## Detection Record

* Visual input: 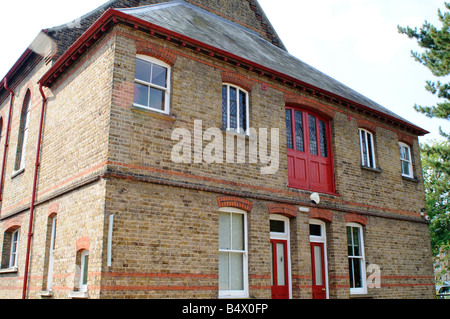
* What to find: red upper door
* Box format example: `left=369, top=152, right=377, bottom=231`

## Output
left=285, top=107, right=334, bottom=194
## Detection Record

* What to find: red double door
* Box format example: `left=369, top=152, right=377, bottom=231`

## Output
left=310, top=242, right=327, bottom=299
left=270, top=239, right=289, bottom=299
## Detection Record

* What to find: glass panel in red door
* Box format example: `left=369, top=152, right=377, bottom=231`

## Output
left=270, top=240, right=289, bottom=299
left=311, top=242, right=326, bottom=299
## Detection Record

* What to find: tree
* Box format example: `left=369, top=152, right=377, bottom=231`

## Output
left=398, top=3, right=450, bottom=260
left=398, top=2, right=450, bottom=138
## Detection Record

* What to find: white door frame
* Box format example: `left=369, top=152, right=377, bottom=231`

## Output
left=269, top=214, right=292, bottom=299
left=309, top=219, right=329, bottom=299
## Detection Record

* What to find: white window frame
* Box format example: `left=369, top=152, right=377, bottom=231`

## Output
left=222, top=83, right=250, bottom=135
left=399, top=142, right=413, bottom=178
left=218, top=207, right=248, bottom=299
left=346, top=223, right=367, bottom=295
left=79, top=250, right=89, bottom=292
left=359, top=129, right=376, bottom=169
left=9, top=229, right=20, bottom=268
left=309, top=219, right=329, bottom=299
left=133, top=55, right=171, bottom=114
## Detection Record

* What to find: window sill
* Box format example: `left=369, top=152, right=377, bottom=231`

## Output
left=0, top=266, right=18, bottom=274
left=38, top=290, right=53, bottom=297
left=131, top=104, right=175, bottom=121
left=68, top=291, right=88, bottom=299
left=402, top=175, right=420, bottom=183
left=11, top=168, right=25, bottom=179
left=361, top=165, right=382, bottom=173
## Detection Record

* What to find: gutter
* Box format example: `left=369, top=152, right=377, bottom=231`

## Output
left=22, top=82, right=47, bottom=299
left=0, top=78, right=14, bottom=203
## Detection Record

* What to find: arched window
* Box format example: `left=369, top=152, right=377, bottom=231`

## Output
left=133, top=55, right=171, bottom=114
left=285, top=107, right=334, bottom=193
left=222, top=84, right=249, bottom=134
left=15, top=90, right=31, bottom=171
left=399, top=142, right=413, bottom=178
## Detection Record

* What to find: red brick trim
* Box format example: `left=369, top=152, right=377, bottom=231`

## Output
left=357, top=118, right=377, bottom=133
left=308, top=208, right=333, bottom=222
left=221, top=70, right=254, bottom=92
left=217, top=196, right=253, bottom=212
left=268, top=203, right=297, bottom=218
left=2, top=215, right=22, bottom=232
left=48, top=202, right=59, bottom=217
left=285, top=93, right=335, bottom=119
left=397, top=132, right=417, bottom=146
left=344, top=213, right=367, bottom=226
left=135, top=41, right=177, bottom=66
left=76, top=237, right=91, bottom=252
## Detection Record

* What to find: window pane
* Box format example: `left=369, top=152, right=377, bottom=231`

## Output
left=314, top=245, right=323, bottom=285
left=347, top=226, right=353, bottom=255
left=239, top=90, right=247, bottom=131
left=351, top=258, right=362, bottom=288
left=82, top=254, right=89, bottom=285
left=229, top=87, right=237, bottom=130
left=310, top=224, right=322, bottom=236
left=295, top=111, right=304, bottom=152
left=134, top=83, right=149, bottom=106
left=232, top=213, right=244, bottom=251
left=222, top=86, right=228, bottom=130
left=352, top=228, right=361, bottom=256
left=151, top=64, right=167, bottom=87
left=367, top=133, right=374, bottom=167
left=285, top=110, right=293, bottom=149
left=402, top=160, right=410, bottom=176
left=219, top=252, right=229, bottom=290
left=270, top=220, right=285, bottom=233
left=319, top=120, right=328, bottom=158
left=135, top=58, right=151, bottom=83
left=149, top=87, right=164, bottom=110
left=230, top=253, right=244, bottom=290
left=360, top=131, right=368, bottom=166
left=309, top=114, right=318, bottom=155
left=276, top=243, right=286, bottom=286
left=219, top=213, right=231, bottom=250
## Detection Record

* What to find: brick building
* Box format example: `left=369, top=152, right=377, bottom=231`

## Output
left=0, top=0, right=435, bottom=299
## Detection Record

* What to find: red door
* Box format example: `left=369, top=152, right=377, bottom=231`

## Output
left=271, top=239, right=289, bottom=299
left=310, top=242, right=327, bottom=299
left=285, top=108, right=334, bottom=194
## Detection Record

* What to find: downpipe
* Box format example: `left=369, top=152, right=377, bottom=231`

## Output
left=22, top=82, right=47, bottom=299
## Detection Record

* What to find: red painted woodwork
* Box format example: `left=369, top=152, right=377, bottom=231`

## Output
left=286, top=107, right=334, bottom=194
left=310, top=242, right=327, bottom=299
left=271, top=239, right=289, bottom=299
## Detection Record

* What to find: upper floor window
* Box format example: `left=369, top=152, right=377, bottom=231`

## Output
left=15, top=90, right=31, bottom=172
left=285, top=107, right=334, bottom=194
left=359, top=129, right=376, bottom=169
left=218, top=207, right=248, bottom=298
left=399, top=142, right=413, bottom=178
left=133, top=55, right=171, bottom=114
left=222, top=84, right=249, bottom=134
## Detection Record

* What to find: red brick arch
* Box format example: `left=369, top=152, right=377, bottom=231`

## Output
left=76, top=237, right=91, bottom=252
left=284, top=93, right=335, bottom=119
left=135, top=41, right=177, bottom=66
left=268, top=203, right=297, bottom=218
left=344, top=213, right=367, bottom=226
left=308, top=208, right=333, bottom=223
left=217, top=196, right=253, bottom=212
left=221, top=70, right=253, bottom=92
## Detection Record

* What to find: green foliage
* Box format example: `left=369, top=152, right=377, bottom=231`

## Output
left=398, top=2, right=450, bottom=135
left=399, top=3, right=450, bottom=260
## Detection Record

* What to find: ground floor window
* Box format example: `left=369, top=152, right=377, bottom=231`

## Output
left=218, top=208, right=248, bottom=298
left=346, top=223, right=367, bottom=294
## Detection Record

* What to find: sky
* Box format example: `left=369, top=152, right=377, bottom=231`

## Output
left=0, top=0, right=448, bottom=143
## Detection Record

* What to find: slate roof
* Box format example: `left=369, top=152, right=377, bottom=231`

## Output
left=117, top=0, right=419, bottom=130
